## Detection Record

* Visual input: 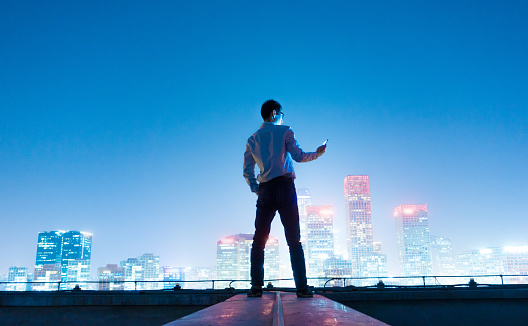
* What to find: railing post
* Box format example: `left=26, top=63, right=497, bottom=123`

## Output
left=134, top=281, right=137, bottom=291
left=57, top=282, right=61, bottom=291
left=212, top=280, right=215, bottom=290
left=422, top=276, right=426, bottom=288
left=500, top=274, right=504, bottom=285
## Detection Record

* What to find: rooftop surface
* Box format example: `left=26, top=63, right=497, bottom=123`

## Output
left=164, top=292, right=389, bottom=326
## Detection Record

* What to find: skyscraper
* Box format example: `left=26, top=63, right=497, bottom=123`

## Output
left=60, top=231, right=92, bottom=289
left=35, top=231, right=63, bottom=270
left=33, top=230, right=92, bottom=290
left=305, top=205, right=334, bottom=285
left=344, top=175, right=374, bottom=276
left=394, top=204, right=433, bottom=282
left=216, top=234, right=279, bottom=289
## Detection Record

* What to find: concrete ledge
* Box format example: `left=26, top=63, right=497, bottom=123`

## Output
left=0, top=290, right=235, bottom=307
left=322, top=286, right=528, bottom=302
left=323, top=287, right=528, bottom=326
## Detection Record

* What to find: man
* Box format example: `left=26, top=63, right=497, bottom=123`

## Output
left=243, top=99, right=326, bottom=298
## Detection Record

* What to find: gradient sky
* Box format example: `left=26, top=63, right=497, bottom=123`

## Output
left=1, top=1, right=527, bottom=276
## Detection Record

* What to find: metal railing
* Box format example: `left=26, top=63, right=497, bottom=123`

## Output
left=1, top=274, right=527, bottom=292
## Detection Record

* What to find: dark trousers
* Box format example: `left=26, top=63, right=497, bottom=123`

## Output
left=250, top=176, right=308, bottom=289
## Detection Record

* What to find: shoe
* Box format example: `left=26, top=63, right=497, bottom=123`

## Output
left=296, top=286, right=313, bottom=298
left=247, top=286, right=263, bottom=297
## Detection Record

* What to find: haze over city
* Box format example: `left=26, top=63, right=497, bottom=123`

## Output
left=1, top=1, right=527, bottom=277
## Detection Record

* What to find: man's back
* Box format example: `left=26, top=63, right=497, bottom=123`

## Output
left=244, top=122, right=319, bottom=192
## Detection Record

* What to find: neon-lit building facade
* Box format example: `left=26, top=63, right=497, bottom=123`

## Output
left=216, top=234, right=279, bottom=288
left=394, top=204, right=433, bottom=280
left=344, top=175, right=374, bottom=276
left=305, top=205, right=334, bottom=285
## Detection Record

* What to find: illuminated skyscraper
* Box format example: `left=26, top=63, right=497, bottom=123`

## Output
left=35, top=231, right=63, bottom=270
left=33, top=230, right=92, bottom=290
left=344, top=175, right=374, bottom=276
left=216, top=234, right=279, bottom=289
left=60, top=231, right=92, bottom=289
left=305, top=205, right=334, bottom=285
left=394, top=204, right=433, bottom=281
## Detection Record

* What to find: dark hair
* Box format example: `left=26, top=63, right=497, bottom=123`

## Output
left=261, top=99, right=282, bottom=120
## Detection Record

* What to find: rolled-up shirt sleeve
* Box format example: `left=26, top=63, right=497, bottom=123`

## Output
left=243, top=141, right=259, bottom=192
left=285, top=128, right=319, bottom=163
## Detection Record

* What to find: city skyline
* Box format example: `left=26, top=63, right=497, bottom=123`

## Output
left=2, top=170, right=528, bottom=278
left=1, top=1, right=527, bottom=277
left=4, top=169, right=528, bottom=284
left=4, top=205, right=528, bottom=290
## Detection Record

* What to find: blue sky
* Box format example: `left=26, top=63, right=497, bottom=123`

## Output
left=1, top=1, right=527, bottom=276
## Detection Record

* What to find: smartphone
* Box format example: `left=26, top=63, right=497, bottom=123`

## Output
left=323, top=139, right=329, bottom=146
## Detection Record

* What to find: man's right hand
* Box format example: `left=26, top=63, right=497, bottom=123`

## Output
left=316, top=145, right=326, bottom=157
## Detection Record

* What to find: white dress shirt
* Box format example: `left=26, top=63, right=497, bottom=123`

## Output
left=243, top=122, right=319, bottom=193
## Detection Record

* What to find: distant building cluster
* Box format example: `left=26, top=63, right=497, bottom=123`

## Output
left=3, top=174, right=528, bottom=291
left=216, top=234, right=279, bottom=288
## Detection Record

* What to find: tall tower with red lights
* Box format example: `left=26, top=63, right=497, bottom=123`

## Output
left=394, top=204, right=433, bottom=280
left=344, top=175, right=374, bottom=276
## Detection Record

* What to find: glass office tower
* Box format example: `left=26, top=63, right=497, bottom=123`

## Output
left=394, top=204, right=433, bottom=283
left=344, top=175, right=374, bottom=276
left=305, top=205, right=334, bottom=286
